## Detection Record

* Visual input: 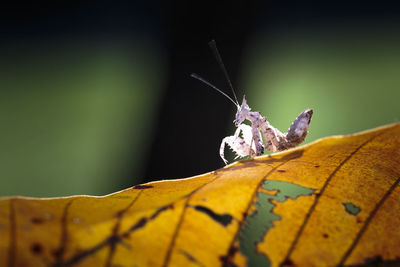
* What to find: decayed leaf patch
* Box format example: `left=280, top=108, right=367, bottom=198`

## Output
left=0, top=123, right=399, bottom=267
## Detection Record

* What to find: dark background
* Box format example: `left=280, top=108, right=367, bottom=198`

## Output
left=1, top=1, right=400, bottom=197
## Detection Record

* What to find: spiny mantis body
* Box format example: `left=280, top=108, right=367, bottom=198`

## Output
left=191, top=40, right=313, bottom=164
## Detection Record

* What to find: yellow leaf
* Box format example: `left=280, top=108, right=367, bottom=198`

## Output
left=1, top=123, right=400, bottom=267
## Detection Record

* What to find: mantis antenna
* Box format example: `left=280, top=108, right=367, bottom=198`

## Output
left=191, top=73, right=239, bottom=107
left=208, top=40, right=239, bottom=105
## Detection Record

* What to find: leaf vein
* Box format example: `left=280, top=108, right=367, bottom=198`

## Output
left=337, top=175, right=400, bottom=266
left=280, top=133, right=382, bottom=266
left=53, top=199, right=74, bottom=266
left=162, top=174, right=222, bottom=267
left=105, top=191, right=143, bottom=267
left=61, top=197, right=167, bottom=266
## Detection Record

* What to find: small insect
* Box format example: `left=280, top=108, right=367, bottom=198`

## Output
left=191, top=40, right=313, bottom=164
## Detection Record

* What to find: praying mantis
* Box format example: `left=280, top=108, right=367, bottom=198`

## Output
left=191, top=40, right=313, bottom=164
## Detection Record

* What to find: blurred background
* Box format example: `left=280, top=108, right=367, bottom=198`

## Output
left=1, top=1, right=400, bottom=197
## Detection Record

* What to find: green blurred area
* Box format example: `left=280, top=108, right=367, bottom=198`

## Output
left=2, top=24, right=400, bottom=198
left=0, top=40, right=166, bottom=197
left=242, top=26, right=400, bottom=145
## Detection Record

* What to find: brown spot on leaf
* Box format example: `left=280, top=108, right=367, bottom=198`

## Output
left=51, top=249, right=58, bottom=257
left=193, top=205, right=233, bottom=226
left=130, top=217, right=147, bottom=231
left=133, top=185, right=153, bottom=189
left=179, top=249, right=203, bottom=266
left=220, top=245, right=238, bottom=267
left=31, top=217, right=44, bottom=224
left=314, top=165, right=320, bottom=168
left=281, top=258, right=295, bottom=266
left=323, top=233, right=329, bottom=238
left=277, top=170, right=286, bottom=173
left=31, top=243, right=43, bottom=254
left=364, top=255, right=383, bottom=263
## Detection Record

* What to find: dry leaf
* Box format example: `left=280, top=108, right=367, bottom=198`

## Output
left=1, top=123, right=400, bottom=267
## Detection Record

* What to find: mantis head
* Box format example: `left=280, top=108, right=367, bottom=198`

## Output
left=234, top=96, right=251, bottom=126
